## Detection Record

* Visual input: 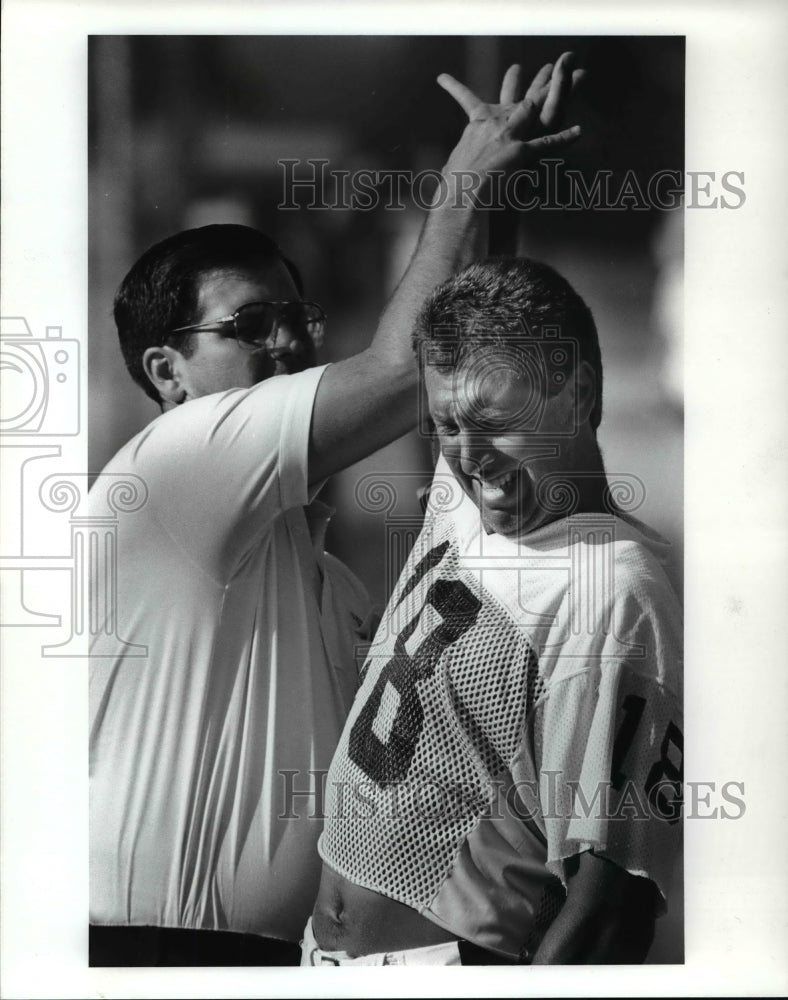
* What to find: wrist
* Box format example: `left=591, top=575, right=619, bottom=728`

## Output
left=421, top=197, right=479, bottom=265
left=434, top=163, right=490, bottom=212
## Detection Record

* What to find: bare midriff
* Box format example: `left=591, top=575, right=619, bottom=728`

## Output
left=310, top=864, right=459, bottom=956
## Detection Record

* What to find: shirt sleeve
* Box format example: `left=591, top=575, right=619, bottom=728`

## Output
left=127, top=365, right=329, bottom=580
left=514, top=568, right=683, bottom=905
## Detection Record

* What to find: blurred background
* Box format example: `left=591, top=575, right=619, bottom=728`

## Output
left=88, top=34, right=684, bottom=961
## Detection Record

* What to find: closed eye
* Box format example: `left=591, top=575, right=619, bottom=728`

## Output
left=433, top=421, right=459, bottom=436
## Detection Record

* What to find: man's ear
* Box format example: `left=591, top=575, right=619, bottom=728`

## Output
left=142, top=345, right=186, bottom=407
left=574, top=360, right=597, bottom=426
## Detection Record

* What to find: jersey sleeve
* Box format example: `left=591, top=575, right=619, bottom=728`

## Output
left=127, top=365, right=329, bottom=579
left=516, top=571, right=683, bottom=905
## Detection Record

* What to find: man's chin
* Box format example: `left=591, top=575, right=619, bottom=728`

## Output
left=480, top=508, right=525, bottom=538
left=467, top=482, right=529, bottom=539
left=478, top=499, right=554, bottom=540
left=456, top=476, right=550, bottom=539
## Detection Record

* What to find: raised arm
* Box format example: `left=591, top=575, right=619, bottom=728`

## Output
left=307, top=52, right=584, bottom=486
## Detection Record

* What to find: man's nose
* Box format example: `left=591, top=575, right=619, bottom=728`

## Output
left=455, top=431, right=494, bottom=477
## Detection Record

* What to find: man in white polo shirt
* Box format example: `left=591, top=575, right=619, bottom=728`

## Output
left=89, top=55, right=584, bottom=964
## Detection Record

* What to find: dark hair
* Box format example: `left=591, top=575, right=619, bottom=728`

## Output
left=113, top=224, right=304, bottom=402
left=413, top=256, right=603, bottom=430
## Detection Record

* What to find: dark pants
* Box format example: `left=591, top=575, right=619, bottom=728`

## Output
left=89, top=924, right=302, bottom=966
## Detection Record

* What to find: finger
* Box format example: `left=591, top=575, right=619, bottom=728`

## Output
left=506, top=98, right=539, bottom=138
left=570, top=67, right=586, bottom=92
left=437, top=73, right=485, bottom=119
left=541, top=51, right=575, bottom=127
left=499, top=63, right=526, bottom=105
left=524, top=123, right=582, bottom=154
left=524, top=62, right=553, bottom=107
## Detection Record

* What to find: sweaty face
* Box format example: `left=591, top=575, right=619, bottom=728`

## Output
left=425, top=352, right=582, bottom=539
left=172, top=260, right=313, bottom=400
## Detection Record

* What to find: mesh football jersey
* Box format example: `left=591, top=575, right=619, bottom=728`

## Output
left=319, top=469, right=683, bottom=959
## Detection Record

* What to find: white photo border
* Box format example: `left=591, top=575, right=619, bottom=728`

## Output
left=2, top=1, right=787, bottom=997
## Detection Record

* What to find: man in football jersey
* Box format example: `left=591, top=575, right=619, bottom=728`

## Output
left=89, top=57, right=584, bottom=965
left=307, top=257, right=683, bottom=965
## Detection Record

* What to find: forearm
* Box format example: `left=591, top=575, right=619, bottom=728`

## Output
left=306, top=183, right=487, bottom=476
left=364, top=176, right=487, bottom=378
left=531, top=897, right=655, bottom=964
left=531, top=853, right=658, bottom=965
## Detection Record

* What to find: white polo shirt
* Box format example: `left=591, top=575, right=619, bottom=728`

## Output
left=89, top=365, right=372, bottom=941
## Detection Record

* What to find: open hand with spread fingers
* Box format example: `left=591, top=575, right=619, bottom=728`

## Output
left=437, top=51, right=585, bottom=188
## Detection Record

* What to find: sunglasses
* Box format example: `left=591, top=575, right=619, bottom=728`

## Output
left=168, top=301, right=326, bottom=352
